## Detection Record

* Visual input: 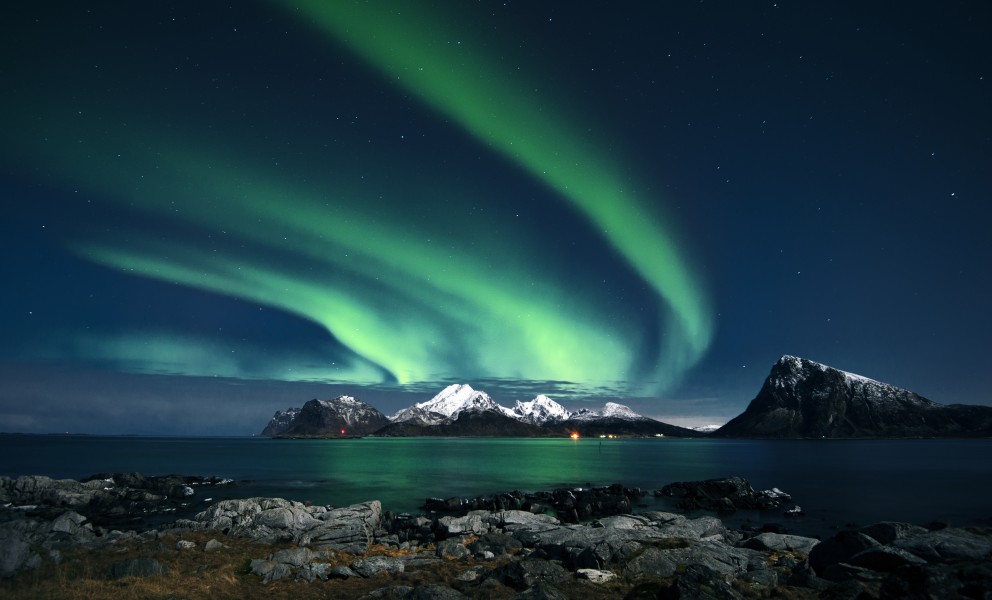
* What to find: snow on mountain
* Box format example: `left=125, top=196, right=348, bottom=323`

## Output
left=568, top=402, right=646, bottom=421
left=511, top=395, right=572, bottom=424
left=391, top=384, right=515, bottom=425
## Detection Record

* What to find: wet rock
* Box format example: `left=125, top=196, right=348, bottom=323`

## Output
left=108, top=557, right=169, bottom=579
left=657, top=476, right=791, bottom=512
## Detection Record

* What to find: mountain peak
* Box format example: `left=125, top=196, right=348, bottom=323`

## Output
left=391, top=383, right=512, bottom=425
left=511, top=395, right=571, bottom=424
left=712, top=356, right=991, bottom=438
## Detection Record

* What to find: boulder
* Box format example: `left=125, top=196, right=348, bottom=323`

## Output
left=658, top=563, right=744, bottom=599
left=808, top=530, right=880, bottom=576
left=510, top=582, right=570, bottom=600
left=847, top=545, right=927, bottom=571
left=742, top=532, right=819, bottom=554
left=890, top=527, right=992, bottom=562
left=0, top=528, right=41, bottom=578
left=436, top=539, right=471, bottom=560
left=576, top=568, right=617, bottom=583
left=351, top=556, right=405, bottom=578
left=496, top=558, right=570, bottom=590
left=858, top=521, right=930, bottom=545
left=407, top=584, right=469, bottom=599
left=657, top=476, right=790, bottom=512
left=249, top=559, right=293, bottom=583
left=490, top=510, right=560, bottom=533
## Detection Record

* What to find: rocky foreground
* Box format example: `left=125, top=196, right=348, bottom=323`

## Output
left=2, top=474, right=991, bottom=599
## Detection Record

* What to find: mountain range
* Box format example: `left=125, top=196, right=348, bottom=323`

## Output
left=261, top=383, right=703, bottom=438
left=261, top=356, right=992, bottom=439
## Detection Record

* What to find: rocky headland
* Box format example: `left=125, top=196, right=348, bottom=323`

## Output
left=3, top=473, right=990, bottom=599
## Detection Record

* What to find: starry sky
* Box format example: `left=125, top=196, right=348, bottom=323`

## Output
left=1, top=1, right=989, bottom=435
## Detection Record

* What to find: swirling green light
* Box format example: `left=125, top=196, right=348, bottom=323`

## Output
left=283, top=0, right=713, bottom=381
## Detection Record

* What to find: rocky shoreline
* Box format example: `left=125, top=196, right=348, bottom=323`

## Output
left=2, top=474, right=990, bottom=599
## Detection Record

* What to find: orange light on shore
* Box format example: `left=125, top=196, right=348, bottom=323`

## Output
left=569, top=432, right=580, bottom=440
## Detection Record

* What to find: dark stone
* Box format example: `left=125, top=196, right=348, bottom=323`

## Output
left=107, top=557, right=169, bottom=579
left=510, top=582, right=570, bottom=600
left=658, top=563, right=744, bottom=599
left=808, top=530, right=880, bottom=575
left=847, top=545, right=927, bottom=572
left=858, top=521, right=929, bottom=545
left=496, top=559, right=570, bottom=591
left=407, top=583, right=469, bottom=599
left=657, top=476, right=789, bottom=512
left=890, top=527, right=992, bottom=562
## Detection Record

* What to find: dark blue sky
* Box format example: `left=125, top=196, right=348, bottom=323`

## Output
left=1, top=1, right=989, bottom=435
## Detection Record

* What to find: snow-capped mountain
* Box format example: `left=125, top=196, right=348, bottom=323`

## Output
left=261, top=396, right=389, bottom=437
left=391, top=384, right=515, bottom=425
left=260, top=407, right=302, bottom=436
left=510, top=395, right=572, bottom=424
left=568, top=402, right=646, bottom=421
left=713, top=355, right=992, bottom=438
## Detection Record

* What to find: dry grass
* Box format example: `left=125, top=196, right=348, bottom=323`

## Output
left=1, top=531, right=525, bottom=599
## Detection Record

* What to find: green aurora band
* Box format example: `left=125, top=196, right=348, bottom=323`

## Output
left=3, top=1, right=713, bottom=394
left=281, top=2, right=713, bottom=382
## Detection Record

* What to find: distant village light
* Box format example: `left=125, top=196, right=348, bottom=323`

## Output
left=570, top=432, right=580, bottom=440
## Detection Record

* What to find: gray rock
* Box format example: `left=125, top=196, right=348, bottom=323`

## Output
left=204, top=538, right=226, bottom=552
left=497, top=558, right=570, bottom=590
left=576, top=568, right=616, bottom=583
left=890, top=527, right=992, bottom=562
left=436, top=538, right=471, bottom=560
left=658, top=539, right=756, bottom=580
left=270, top=546, right=314, bottom=567
left=808, top=530, right=880, bottom=576
left=510, top=582, right=569, bottom=600
left=847, top=545, right=927, bottom=571
left=298, top=562, right=333, bottom=582
left=0, top=528, right=39, bottom=579
left=623, top=547, right=678, bottom=579
left=176, top=539, right=196, bottom=550
left=328, top=564, right=359, bottom=579
left=858, top=521, right=929, bottom=545
left=250, top=559, right=291, bottom=583
left=108, top=557, right=169, bottom=579
left=366, top=585, right=414, bottom=598
left=742, top=532, right=819, bottom=554
left=821, top=562, right=883, bottom=583
left=438, top=511, right=490, bottom=537
left=660, top=563, right=744, bottom=599
left=49, top=511, right=93, bottom=540
left=490, top=510, right=560, bottom=533
left=351, top=555, right=405, bottom=577
left=741, top=568, right=778, bottom=587
left=406, top=583, right=469, bottom=599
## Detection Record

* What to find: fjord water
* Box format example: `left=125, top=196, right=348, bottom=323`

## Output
left=3, top=436, right=990, bottom=535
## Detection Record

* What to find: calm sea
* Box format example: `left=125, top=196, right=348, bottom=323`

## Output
left=3, top=435, right=990, bottom=537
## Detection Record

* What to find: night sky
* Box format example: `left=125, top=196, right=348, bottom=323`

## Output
left=1, top=2, right=989, bottom=435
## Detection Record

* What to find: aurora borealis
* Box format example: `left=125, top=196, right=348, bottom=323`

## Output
left=1, top=1, right=990, bottom=434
